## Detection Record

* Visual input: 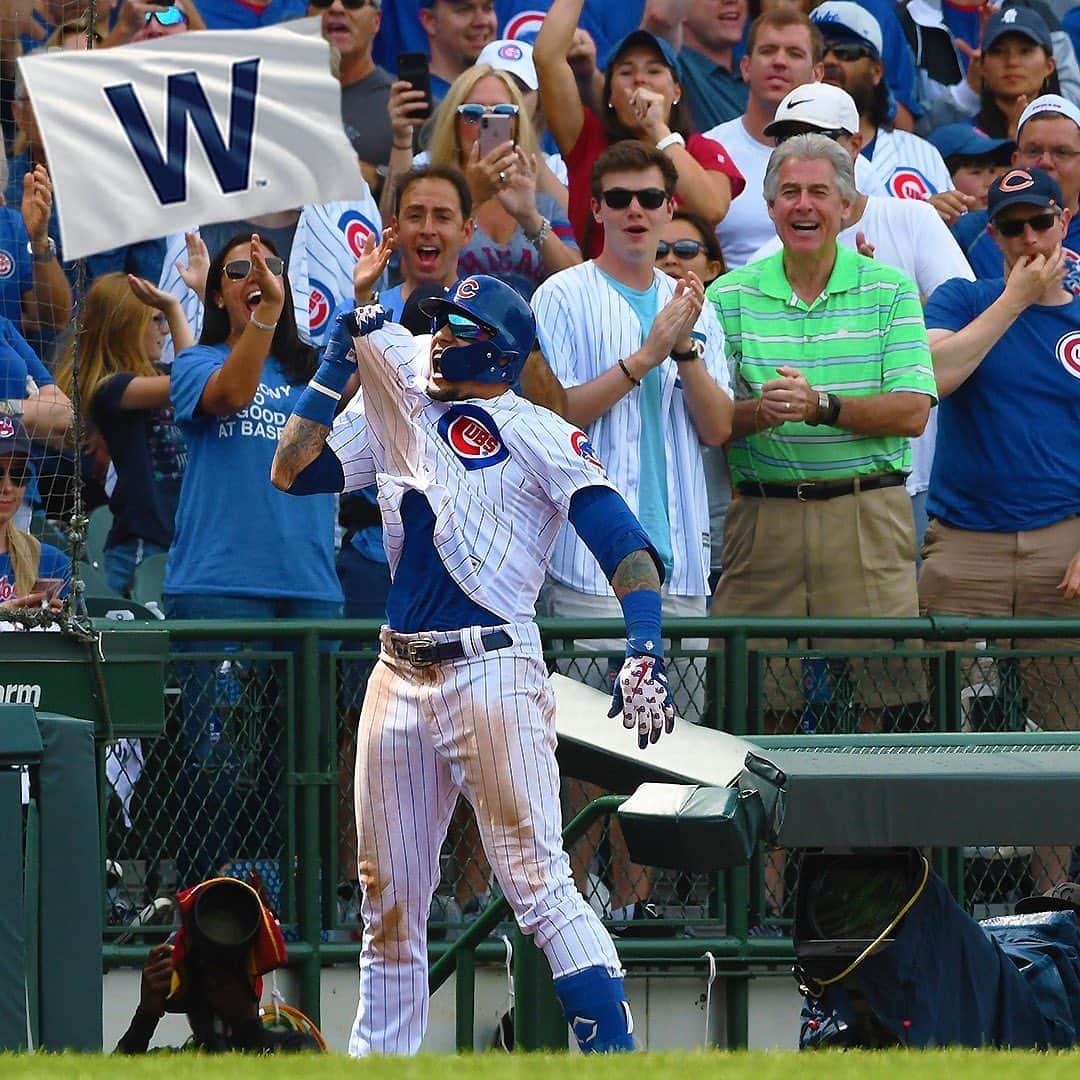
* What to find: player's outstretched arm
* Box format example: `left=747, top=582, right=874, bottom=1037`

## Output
left=271, top=414, right=332, bottom=492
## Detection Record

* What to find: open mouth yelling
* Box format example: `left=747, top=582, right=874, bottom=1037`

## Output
left=414, top=244, right=441, bottom=272
left=245, top=288, right=262, bottom=313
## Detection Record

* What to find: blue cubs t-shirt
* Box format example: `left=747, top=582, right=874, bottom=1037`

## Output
left=0, top=543, right=69, bottom=603
left=0, top=209, right=32, bottom=329
left=924, top=277, right=1080, bottom=532
left=165, top=343, right=343, bottom=601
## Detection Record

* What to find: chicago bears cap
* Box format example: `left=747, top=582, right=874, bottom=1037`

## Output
left=811, top=1, right=884, bottom=58
left=477, top=38, right=538, bottom=91
left=983, top=6, right=1052, bottom=51
left=765, top=82, right=860, bottom=139
left=987, top=166, right=1063, bottom=219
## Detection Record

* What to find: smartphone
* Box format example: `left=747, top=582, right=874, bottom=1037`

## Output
left=32, top=577, right=65, bottom=601
left=397, top=52, right=432, bottom=122
left=478, top=113, right=515, bottom=159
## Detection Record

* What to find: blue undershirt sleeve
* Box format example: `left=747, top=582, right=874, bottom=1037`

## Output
left=288, top=445, right=346, bottom=496
left=568, top=485, right=664, bottom=586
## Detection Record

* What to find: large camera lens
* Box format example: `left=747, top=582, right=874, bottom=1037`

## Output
left=192, top=879, right=261, bottom=951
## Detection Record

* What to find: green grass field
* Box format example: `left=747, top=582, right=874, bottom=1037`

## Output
left=2, top=1051, right=1079, bottom=1079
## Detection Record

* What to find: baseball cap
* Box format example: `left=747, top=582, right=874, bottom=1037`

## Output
left=1015, top=881, right=1080, bottom=916
left=928, top=122, right=1015, bottom=163
left=982, top=6, right=1052, bottom=51
left=477, top=38, right=538, bottom=91
left=764, top=83, right=859, bottom=139
left=811, top=1, right=883, bottom=58
left=609, top=28, right=679, bottom=74
left=1018, top=93, right=1080, bottom=136
left=0, top=415, right=31, bottom=461
left=400, top=282, right=448, bottom=335
left=986, top=166, right=1063, bottom=219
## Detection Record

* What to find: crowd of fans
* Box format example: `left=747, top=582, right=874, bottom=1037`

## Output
left=0, top=0, right=1076, bottom=920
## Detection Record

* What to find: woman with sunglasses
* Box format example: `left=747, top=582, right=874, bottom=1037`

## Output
left=0, top=417, right=68, bottom=614
left=55, top=273, right=192, bottom=596
left=535, top=0, right=745, bottom=258
left=408, top=64, right=581, bottom=300
left=655, top=211, right=726, bottom=289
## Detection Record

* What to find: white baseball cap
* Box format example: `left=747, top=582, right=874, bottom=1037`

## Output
left=764, top=82, right=860, bottom=139
left=811, top=1, right=884, bottom=58
left=1017, top=93, right=1080, bottom=136
left=476, top=38, right=538, bottom=91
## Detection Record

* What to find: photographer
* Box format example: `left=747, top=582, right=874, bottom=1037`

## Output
left=116, top=878, right=320, bottom=1054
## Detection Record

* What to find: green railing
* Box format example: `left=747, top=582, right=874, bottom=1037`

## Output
left=96, top=615, right=1080, bottom=1049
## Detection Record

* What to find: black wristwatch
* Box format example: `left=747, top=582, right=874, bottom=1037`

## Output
left=670, top=341, right=702, bottom=363
left=806, top=391, right=841, bottom=426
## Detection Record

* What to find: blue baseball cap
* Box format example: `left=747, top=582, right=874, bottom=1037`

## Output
left=928, top=123, right=1015, bottom=164
left=987, top=166, right=1063, bottom=220
left=0, top=416, right=31, bottom=461
left=811, top=1, right=884, bottom=58
left=609, top=28, right=679, bottom=74
left=983, top=6, right=1052, bottom=51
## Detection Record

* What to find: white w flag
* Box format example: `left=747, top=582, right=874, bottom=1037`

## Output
left=18, top=19, right=361, bottom=261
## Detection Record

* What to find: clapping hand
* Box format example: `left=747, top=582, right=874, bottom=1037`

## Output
left=175, top=231, right=210, bottom=301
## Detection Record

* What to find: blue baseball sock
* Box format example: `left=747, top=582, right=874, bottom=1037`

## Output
left=553, top=966, right=634, bottom=1052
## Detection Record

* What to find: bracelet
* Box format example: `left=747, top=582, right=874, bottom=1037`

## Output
left=249, top=315, right=278, bottom=332
left=392, top=139, right=412, bottom=150
left=525, top=217, right=552, bottom=249
left=617, top=358, right=640, bottom=387
left=656, top=132, right=686, bottom=152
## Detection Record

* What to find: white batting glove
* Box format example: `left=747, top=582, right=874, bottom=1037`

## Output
left=343, top=303, right=387, bottom=338
left=607, top=654, right=676, bottom=750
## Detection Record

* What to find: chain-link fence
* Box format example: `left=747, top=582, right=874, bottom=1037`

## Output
left=98, top=618, right=1080, bottom=955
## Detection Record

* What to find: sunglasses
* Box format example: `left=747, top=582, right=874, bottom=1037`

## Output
left=456, top=103, right=519, bottom=124
left=440, top=312, right=494, bottom=341
left=826, top=42, right=875, bottom=63
left=0, top=460, right=31, bottom=487
left=600, top=187, right=668, bottom=211
left=308, top=0, right=376, bottom=7
left=994, top=211, right=1059, bottom=237
left=224, top=257, right=285, bottom=280
left=656, top=239, right=706, bottom=259
left=145, top=6, right=186, bottom=25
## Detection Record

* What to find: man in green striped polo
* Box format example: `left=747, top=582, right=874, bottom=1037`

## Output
left=706, top=132, right=936, bottom=720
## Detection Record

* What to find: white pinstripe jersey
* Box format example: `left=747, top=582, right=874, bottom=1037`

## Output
left=531, top=262, right=732, bottom=598
left=867, top=127, right=954, bottom=200
left=326, top=324, right=619, bottom=625
left=157, top=195, right=383, bottom=359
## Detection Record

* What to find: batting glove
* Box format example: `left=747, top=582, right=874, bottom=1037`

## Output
left=607, top=654, right=676, bottom=750
left=342, top=303, right=387, bottom=339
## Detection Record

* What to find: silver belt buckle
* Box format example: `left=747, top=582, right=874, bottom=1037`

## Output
left=405, top=636, right=437, bottom=667
left=796, top=481, right=813, bottom=502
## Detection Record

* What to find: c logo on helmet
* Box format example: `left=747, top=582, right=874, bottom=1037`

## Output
left=0, top=417, right=14, bottom=439
left=456, top=277, right=480, bottom=300
left=337, top=211, right=378, bottom=259
left=0, top=252, right=13, bottom=279
left=571, top=430, right=604, bottom=471
left=999, top=169, right=1036, bottom=193
left=887, top=167, right=933, bottom=201
left=437, top=404, right=510, bottom=470
left=498, top=43, right=523, bottom=61
left=1056, top=331, right=1080, bottom=379
left=308, top=280, right=332, bottom=336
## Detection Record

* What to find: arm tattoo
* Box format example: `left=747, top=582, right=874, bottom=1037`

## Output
left=611, top=549, right=661, bottom=600
left=273, top=414, right=330, bottom=489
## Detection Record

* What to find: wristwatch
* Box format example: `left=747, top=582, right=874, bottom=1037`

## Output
left=656, top=132, right=686, bottom=152
left=670, top=340, right=703, bottom=363
left=28, top=237, right=56, bottom=263
left=0, top=399, right=24, bottom=418
left=806, top=391, right=841, bottom=426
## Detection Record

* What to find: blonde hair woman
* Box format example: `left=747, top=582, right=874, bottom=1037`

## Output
left=380, top=63, right=581, bottom=300
left=56, top=273, right=192, bottom=595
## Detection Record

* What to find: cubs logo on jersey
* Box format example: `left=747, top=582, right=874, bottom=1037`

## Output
left=571, top=430, right=604, bottom=471
left=1055, top=331, right=1080, bottom=379
left=337, top=210, right=378, bottom=260
left=0, top=251, right=13, bottom=279
left=437, top=404, right=510, bottom=470
left=887, top=167, right=934, bottom=200
left=308, top=278, right=333, bottom=340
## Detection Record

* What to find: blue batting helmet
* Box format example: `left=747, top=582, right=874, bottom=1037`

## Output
left=419, top=275, right=535, bottom=385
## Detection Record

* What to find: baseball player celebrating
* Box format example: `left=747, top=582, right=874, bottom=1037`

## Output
left=271, top=274, right=675, bottom=1055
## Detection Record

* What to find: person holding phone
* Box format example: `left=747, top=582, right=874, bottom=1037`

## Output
left=399, top=65, right=582, bottom=300
left=0, top=416, right=68, bottom=614
left=535, top=0, right=746, bottom=259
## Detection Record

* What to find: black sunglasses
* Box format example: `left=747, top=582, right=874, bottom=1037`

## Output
left=308, top=0, right=375, bottom=8
left=826, top=42, right=875, bottom=63
left=224, top=257, right=285, bottom=280
left=600, top=187, right=668, bottom=211
left=994, top=211, right=1059, bottom=238
left=656, top=239, right=706, bottom=259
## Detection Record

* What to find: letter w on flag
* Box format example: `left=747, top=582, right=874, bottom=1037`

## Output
left=18, top=20, right=360, bottom=261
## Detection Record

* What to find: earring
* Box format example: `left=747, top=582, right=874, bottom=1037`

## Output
left=673, top=98, right=680, bottom=106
